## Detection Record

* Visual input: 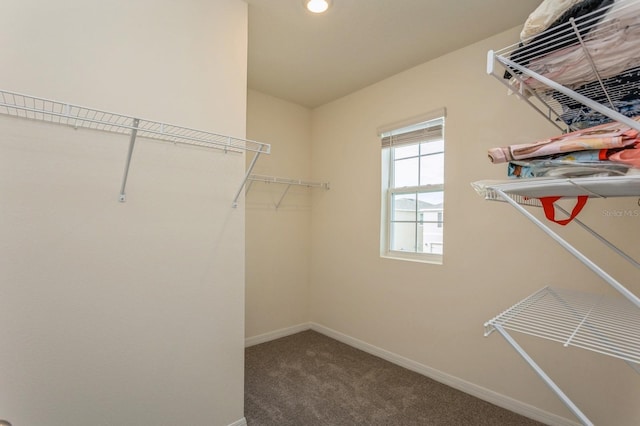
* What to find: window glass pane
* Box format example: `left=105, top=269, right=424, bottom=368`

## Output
left=393, top=157, right=418, bottom=187
left=390, top=222, right=416, bottom=252
left=423, top=239, right=443, bottom=254
left=392, top=193, right=416, bottom=221
left=419, top=153, right=444, bottom=185
left=394, top=144, right=419, bottom=159
left=418, top=191, right=443, bottom=254
left=418, top=191, right=443, bottom=210
left=420, top=140, right=444, bottom=155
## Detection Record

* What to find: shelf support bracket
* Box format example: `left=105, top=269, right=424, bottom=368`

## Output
left=626, top=361, right=640, bottom=374
left=275, top=184, right=292, bottom=209
left=119, top=118, right=140, bottom=202
left=232, top=150, right=263, bottom=208
left=487, top=50, right=568, bottom=133
left=244, top=179, right=255, bottom=196
left=555, top=205, right=640, bottom=269
left=494, top=188, right=640, bottom=309
left=493, top=325, right=594, bottom=426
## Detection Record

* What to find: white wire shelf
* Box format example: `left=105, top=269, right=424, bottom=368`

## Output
left=472, top=175, right=640, bottom=202
left=0, top=89, right=270, bottom=154
left=0, top=89, right=271, bottom=204
left=248, top=174, right=329, bottom=189
left=485, top=286, right=640, bottom=365
left=246, top=174, right=330, bottom=208
left=487, top=0, right=640, bottom=133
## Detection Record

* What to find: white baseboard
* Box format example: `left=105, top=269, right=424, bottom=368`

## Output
left=309, top=322, right=579, bottom=426
left=227, top=417, right=247, bottom=426
left=245, top=322, right=311, bottom=347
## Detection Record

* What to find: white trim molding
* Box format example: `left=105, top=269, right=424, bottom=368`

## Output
left=227, top=417, right=247, bottom=426
left=245, top=323, right=311, bottom=347
left=309, top=323, right=579, bottom=426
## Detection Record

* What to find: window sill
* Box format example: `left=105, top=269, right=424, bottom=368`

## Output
left=381, top=252, right=442, bottom=265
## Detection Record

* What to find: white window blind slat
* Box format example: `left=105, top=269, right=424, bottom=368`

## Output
left=377, top=107, right=446, bottom=136
left=380, top=123, right=443, bottom=148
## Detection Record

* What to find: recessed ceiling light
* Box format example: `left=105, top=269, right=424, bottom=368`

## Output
left=305, top=0, right=331, bottom=14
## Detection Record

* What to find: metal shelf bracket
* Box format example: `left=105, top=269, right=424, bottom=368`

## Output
left=119, top=118, right=139, bottom=202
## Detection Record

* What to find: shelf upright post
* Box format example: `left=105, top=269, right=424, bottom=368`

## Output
left=119, top=118, right=140, bottom=202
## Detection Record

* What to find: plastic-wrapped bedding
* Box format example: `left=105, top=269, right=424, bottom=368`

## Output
left=520, top=0, right=586, bottom=42
left=505, top=0, right=640, bottom=93
left=505, top=0, right=615, bottom=79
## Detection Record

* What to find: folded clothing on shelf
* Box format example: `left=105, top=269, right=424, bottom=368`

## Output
left=488, top=116, right=640, bottom=179
left=609, top=145, right=640, bottom=167
left=488, top=116, right=640, bottom=163
left=549, top=66, right=640, bottom=129
left=507, top=151, right=631, bottom=178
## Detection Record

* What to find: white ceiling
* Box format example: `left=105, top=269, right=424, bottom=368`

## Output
left=246, top=0, right=541, bottom=108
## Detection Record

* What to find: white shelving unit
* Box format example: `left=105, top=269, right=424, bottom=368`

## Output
left=485, top=286, right=640, bottom=365
left=478, top=2, right=640, bottom=424
left=0, top=89, right=271, bottom=206
left=475, top=177, right=640, bottom=425
left=246, top=174, right=330, bottom=209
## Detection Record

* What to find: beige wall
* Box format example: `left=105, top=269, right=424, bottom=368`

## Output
left=308, top=27, right=640, bottom=425
left=245, top=90, right=314, bottom=339
left=0, top=1, right=248, bottom=425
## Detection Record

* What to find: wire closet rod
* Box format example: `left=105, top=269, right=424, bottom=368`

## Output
left=248, top=174, right=330, bottom=189
left=0, top=89, right=271, bottom=203
left=246, top=174, right=330, bottom=209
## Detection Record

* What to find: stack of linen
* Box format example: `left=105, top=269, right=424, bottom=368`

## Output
left=488, top=117, right=640, bottom=178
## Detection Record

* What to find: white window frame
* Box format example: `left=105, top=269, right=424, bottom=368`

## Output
left=379, top=110, right=445, bottom=264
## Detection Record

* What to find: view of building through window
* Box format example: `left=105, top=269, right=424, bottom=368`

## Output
left=391, top=190, right=443, bottom=254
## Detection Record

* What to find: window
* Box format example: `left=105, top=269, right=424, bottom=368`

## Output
left=380, top=112, right=445, bottom=264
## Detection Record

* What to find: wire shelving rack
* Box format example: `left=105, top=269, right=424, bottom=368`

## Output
left=0, top=89, right=271, bottom=205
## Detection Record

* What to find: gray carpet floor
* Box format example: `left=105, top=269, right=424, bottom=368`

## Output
left=245, top=330, right=546, bottom=426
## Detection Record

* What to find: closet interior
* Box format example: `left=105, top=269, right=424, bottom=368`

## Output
left=5, top=1, right=640, bottom=425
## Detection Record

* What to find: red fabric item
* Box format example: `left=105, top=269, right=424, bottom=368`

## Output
left=598, top=148, right=609, bottom=160
left=539, top=195, right=589, bottom=225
